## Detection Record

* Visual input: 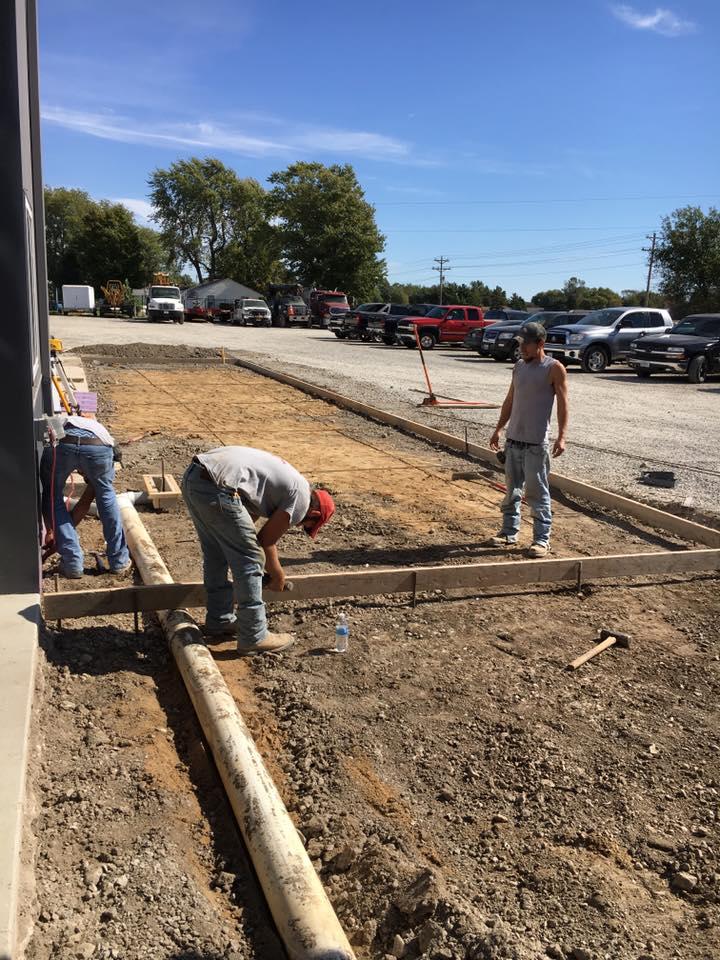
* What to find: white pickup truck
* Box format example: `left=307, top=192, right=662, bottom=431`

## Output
left=147, top=284, right=184, bottom=324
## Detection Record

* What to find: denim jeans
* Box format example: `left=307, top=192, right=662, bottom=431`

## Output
left=181, top=462, right=266, bottom=646
left=499, top=440, right=552, bottom=547
left=41, top=439, right=130, bottom=575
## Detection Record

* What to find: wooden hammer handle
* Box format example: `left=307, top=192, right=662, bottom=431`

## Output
left=567, top=635, right=617, bottom=671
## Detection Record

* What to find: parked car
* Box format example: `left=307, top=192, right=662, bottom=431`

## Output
left=472, top=311, right=589, bottom=362
left=309, top=289, right=350, bottom=328
left=231, top=298, right=272, bottom=326
left=544, top=307, right=673, bottom=372
left=396, top=305, right=487, bottom=350
left=333, top=303, right=389, bottom=340
left=627, top=313, right=720, bottom=383
left=482, top=307, right=533, bottom=325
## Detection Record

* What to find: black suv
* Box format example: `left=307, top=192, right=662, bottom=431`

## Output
left=627, top=313, right=720, bottom=383
left=470, top=311, right=588, bottom=362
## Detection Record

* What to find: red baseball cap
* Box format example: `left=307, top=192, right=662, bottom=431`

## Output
left=305, top=489, right=335, bottom=539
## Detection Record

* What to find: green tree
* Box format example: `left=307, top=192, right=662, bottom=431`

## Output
left=150, top=157, right=248, bottom=283
left=267, top=161, right=386, bottom=301
left=74, top=202, right=148, bottom=290
left=508, top=292, right=526, bottom=309
left=44, top=187, right=94, bottom=287
left=621, top=289, right=666, bottom=307
left=487, top=285, right=508, bottom=308
left=216, top=178, right=283, bottom=290
left=581, top=286, right=621, bottom=309
left=654, top=206, right=720, bottom=311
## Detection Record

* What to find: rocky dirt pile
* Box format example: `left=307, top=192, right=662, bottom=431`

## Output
left=71, top=343, right=223, bottom=362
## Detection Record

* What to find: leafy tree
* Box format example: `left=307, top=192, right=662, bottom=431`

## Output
left=267, top=161, right=386, bottom=301
left=488, top=285, right=508, bottom=308
left=583, top=286, right=621, bottom=308
left=533, top=278, right=621, bottom=311
left=216, top=178, right=283, bottom=291
left=74, top=202, right=147, bottom=290
left=508, top=292, right=526, bottom=309
left=44, top=187, right=94, bottom=287
left=654, top=206, right=720, bottom=311
left=621, top=289, right=666, bottom=307
left=150, top=157, right=244, bottom=283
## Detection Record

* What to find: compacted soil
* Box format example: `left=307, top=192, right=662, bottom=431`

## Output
left=21, top=345, right=720, bottom=960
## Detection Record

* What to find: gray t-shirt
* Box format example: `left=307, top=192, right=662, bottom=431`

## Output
left=506, top=355, right=558, bottom=445
left=197, top=446, right=311, bottom=525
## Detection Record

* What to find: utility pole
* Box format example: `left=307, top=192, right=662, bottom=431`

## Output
left=643, top=232, right=657, bottom=306
left=433, top=256, right=451, bottom=304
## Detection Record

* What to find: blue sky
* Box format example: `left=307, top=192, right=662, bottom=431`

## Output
left=39, top=1, right=719, bottom=298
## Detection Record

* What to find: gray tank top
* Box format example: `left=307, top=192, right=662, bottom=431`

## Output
left=506, top=356, right=558, bottom=445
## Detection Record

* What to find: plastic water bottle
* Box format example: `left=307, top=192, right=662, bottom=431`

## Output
left=334, top=612, right=349, bottom=653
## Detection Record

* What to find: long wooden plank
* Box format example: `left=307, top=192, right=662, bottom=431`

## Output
left=42, top=548, right=720, bottom=620
left=232, top=356, right=720, bottom=548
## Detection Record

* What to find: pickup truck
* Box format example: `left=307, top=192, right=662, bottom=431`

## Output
left=627, top=313, right=720, bottom=383
left=396, top=304, right=487, bottom=350
left=473, top=310, right=588, bottom=361
left=231, top=298, right=272, bottom=326
left=367, top=303, right=437, bottom=345
left=331, top=303, right=389, bottom=340
left=544, top=307, right=673, bottom=372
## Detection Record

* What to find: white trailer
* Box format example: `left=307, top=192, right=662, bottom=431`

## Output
left=61, top=285, right=95, bottom=313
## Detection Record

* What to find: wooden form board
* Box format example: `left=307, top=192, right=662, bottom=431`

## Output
left=142, top=473, right=181, bottom=509
left=42, top=548, right=720, bottom=620
left=232, top=357, right=720, bottom=549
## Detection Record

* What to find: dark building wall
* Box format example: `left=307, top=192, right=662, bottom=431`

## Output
left=0, top=0, right=51, bottom=593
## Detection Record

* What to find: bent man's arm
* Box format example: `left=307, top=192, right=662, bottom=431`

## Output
left=490, top=381, right=514, bottom=451
left=550, top=362, right=569, bottom=457
left=258, top=508, right=292, bottom=590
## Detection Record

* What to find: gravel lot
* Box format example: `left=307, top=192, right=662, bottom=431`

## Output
left=50, top=314, right=720, bottom=520
left=25, top=349, right=720, bottom=960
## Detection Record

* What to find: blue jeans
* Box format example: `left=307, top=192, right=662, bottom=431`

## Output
left=499, top=440, right=552, bottom=547
left=181, top=462, right=266, bottom=647
left=41, top=439, right=130, bottom=575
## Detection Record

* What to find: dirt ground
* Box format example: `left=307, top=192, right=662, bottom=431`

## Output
left=22, top=345, right=720, bottom=960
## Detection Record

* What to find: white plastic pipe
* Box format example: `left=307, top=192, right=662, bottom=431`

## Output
left=117, top=495, right=355, bottom=960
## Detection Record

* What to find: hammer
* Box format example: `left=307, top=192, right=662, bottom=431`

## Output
left=566, top=627, right=631, bottom=671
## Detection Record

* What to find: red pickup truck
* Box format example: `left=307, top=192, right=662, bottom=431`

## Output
left=396, top=304, right=487, bottom=349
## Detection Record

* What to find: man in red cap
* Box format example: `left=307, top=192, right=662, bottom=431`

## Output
left=182, top=446, right=335, bottom=655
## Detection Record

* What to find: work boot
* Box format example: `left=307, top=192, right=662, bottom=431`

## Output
left=526, top=542, right=549, bottom=559
left=110, top=559, right=132, bottom=575
left=482, top=535, right=517, bottom=548
left=237, top=632, right=295, bottom=656
left=60, top=565, right=83, bottom=579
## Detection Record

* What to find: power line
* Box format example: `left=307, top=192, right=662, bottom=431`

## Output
left=397, top=247, right=642, bottom=276
left=401, top=261, right=646, bottom=282
left=643, top=232, right=657, bottom=305
left=432, top=256, right=451, bottom=304
left=384, top=225, right=655, bottom=233
left=373, top=193, right=720, bottom=207
left=390, top=234, right=648, bottom=269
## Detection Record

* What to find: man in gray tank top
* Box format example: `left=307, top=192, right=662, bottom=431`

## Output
left=486, top=321, right=569, bottom=557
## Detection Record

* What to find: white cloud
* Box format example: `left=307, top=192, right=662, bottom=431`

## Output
left=611, top=5, right=697, bottom=37
left=41, top=105, right=413, bottom=164
left=112, top=197, right=154, bottom=223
